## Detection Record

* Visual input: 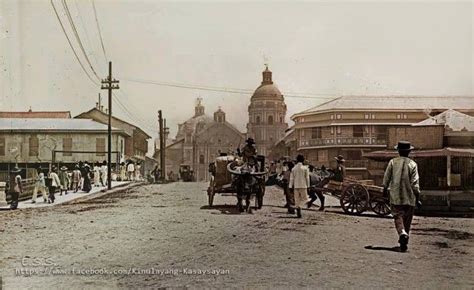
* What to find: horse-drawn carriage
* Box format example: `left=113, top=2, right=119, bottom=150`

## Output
left=207, top=155, right=266, bottom=213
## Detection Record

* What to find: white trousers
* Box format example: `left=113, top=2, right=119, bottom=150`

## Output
left=32, top=185, right=47, bottom=202
left=293, top=188, right=308, bottom=209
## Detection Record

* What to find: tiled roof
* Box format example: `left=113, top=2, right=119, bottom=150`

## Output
left=0, top=118, right=129, bottom=135
left=413, top=109, right=474, bottom=132
left=0, top=111, right=71, bottom=118
left=293, top=96, right=474, bottom=118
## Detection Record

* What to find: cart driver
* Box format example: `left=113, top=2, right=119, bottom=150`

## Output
left=239, top=138, right=257, bottom=164
left=333, top=155, right=346, bottom=182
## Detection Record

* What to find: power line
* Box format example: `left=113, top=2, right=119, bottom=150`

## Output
left=120, top=77, right=336, bottom=99
left=61, top=0, right=101, bottom=80
left=91, top=0, right=108, bottom=64
left=50, top=0, right=99, bottom=86
left=73, top=0, right=101, bottom=73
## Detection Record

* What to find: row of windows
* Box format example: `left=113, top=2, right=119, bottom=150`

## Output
left=296, top=112, right=412, bottom=123
left=0, top=137, right=111, bottom=157
left=301, top=126, right=387, bottom=139
left=253, top=115, right=284, bottom=125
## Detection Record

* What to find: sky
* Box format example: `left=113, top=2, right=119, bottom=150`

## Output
left=1, top=0, right=473, bottom=139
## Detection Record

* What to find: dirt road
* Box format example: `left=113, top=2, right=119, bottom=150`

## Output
left=1, top=182, right=473, bottom=289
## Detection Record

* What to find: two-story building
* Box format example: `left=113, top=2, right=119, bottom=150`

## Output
left=0, top=118, right=129, bottom=180
left=290, top=96, right=474, bottom=179
left=75, top=105, right=151, bottom=163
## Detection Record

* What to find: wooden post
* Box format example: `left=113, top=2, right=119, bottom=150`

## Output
left=101, top=61, right=119, bottom=190
left=447, top=154, right=451, bottom=187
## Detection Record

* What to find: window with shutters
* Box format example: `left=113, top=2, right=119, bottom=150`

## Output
left=29, top=135, right=39, bottom=156
left=96, top=138, right=105, bottom=156
left=268, top=115, right=273, bottom=125
left=63, top=137, right=72, bottom=156
left=311, top=127, right=322, bottom=139
left=0, top=137, right=5, bottom=156
left=353, top=125, right=364, bottom=138
left=256, top=116, right=261, bottom=124
left=199, top=154, right=205, bottom=164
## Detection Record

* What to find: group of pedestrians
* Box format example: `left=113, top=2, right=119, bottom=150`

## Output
left=118, top=160, right=142, bottom=182
left=278, top=140, right=421, bottom=252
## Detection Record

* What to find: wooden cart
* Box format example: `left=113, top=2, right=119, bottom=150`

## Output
left=323, top=178, right=391, bottom=217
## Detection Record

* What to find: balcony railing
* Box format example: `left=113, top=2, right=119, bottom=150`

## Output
left=344, top=159, right=369, bottom=168
left=299, top=137, right=386, bottom=147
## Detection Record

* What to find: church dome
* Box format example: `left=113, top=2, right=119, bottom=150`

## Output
left=251, top=66, right=283, bottom=101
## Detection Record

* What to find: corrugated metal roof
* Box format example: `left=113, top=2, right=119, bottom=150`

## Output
left=0, top=111, right=71, bottom=118
left=0, top=118, right=129, bottom=135
left=293, top=96, right=474, bottom=118
left=413, top=109, right=474, bottom=132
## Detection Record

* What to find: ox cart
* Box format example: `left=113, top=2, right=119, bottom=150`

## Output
left=320, top=178, right=390, bottom=217
left=207, top=155, right=266, bottom=213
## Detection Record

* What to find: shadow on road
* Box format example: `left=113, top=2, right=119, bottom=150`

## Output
left=200, top=204, right=243, bottom=215
left=364, top=245, right=401, bottom=252
left=331, top=210, right=392, bottom=219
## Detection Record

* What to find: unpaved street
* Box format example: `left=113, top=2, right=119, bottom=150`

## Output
left=1, top=182, right=473, bottom=289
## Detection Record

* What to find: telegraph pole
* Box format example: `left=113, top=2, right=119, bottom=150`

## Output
left=158, top=110, right=165, bottom=182
left=101, top=61, right=119, bottom=190
left=164, top=118, right=168, bottom=181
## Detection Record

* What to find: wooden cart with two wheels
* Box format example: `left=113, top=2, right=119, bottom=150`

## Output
left=324, top=178, right=391, bottom=217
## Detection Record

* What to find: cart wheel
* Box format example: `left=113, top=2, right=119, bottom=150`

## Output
left=340, top=183, right=369, bottom=215
left=370, top=197, right=391, bottom=217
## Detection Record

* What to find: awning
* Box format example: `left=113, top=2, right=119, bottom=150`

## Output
left=363, top=147, right=474, bottom=160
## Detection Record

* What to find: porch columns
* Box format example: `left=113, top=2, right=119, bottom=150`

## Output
left=446, top=154, right=451, bottom=187
left=0, top=182, right=7, bottom=206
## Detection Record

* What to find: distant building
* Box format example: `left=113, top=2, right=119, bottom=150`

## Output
left=247, top=66, right=288, bottom=159
left=291, top=96, right=474, bottom=179
left=75, top=105, right=151, bottom=164
left=363, top=110, right=474, bottom=213
left=155, top=99, right=244, bottom=181
left=0, top=109, right=71, bottom=119
left=0, top=118, right=129, bottom=180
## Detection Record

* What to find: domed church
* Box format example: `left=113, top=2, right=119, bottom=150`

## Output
left=247, top=65, right=288, bottom=158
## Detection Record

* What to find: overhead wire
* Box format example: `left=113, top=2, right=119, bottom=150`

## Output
left=50, top=0, right=99, bottom=87
left=73, top=0, right=102, bottom=73
left=120, top=77, right=336, bottom=99
left=91, top=0, right=108, bottom=63
left=61, top=0, right=102, bottom=80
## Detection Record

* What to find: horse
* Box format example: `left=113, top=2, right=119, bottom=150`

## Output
left=227, top=162, right=266, bottom=213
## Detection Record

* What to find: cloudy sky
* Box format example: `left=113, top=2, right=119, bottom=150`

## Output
left=1, top=0, right=472, bottom=138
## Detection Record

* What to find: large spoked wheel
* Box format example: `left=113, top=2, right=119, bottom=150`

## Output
left=340, top=183, right=370, bottom=215
left=370, top=196, right=391, bottom=217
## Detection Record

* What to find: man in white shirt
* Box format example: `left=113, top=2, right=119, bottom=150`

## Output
left=289, top=154, right=310, bottom=218
left=127, top=161, right=135, bottom=181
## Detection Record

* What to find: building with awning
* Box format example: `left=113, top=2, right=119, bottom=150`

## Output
left=363, top=110, right=474, bottom=191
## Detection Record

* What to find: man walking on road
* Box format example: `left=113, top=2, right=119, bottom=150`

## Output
left=289, top=154, right=310, bottom=218
left=383, top=141, right=422, bottom=252
left=32, top=167, right=47, bottom=203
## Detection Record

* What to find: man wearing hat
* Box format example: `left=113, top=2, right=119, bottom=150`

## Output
left=240, top=138, right=257, bottom=164
left=289, top=154, right=310, bottom=218
left=333, top=155, right=346, bottom=182
left=58, top=165, right=70, bottom=195
left=8, top=166, right=22, bottom=210
left=383, top=140, right=422, bottom=252
left=32, top=166, right=47, bottom=203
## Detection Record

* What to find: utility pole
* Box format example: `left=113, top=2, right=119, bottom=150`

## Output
left=101, top=61, right=119, bottom=190
left=158, top=110, right=165, bottom=182
left=164, top=118, right=169, bottom=181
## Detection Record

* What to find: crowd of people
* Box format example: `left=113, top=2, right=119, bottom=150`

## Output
left=239, top=137, right=422, bottom=252
left=7, top=160, right=144, bottom=210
